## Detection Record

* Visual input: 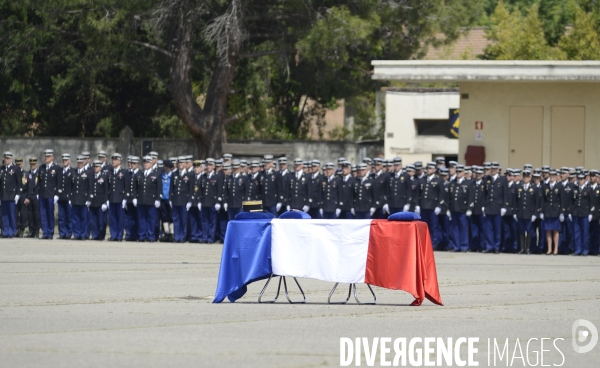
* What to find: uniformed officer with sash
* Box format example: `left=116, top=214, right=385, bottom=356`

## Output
left=0, top=152, right=22, bottom=238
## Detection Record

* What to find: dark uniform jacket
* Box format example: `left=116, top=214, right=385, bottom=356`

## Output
left=590, top=183, right=600, bottom=220
left=558, top=180, right=575, bottom=215
left=37, top=162, right=62, bottom=199
left=201, top=171, right=223, bottom=207
left=90, top=172, right=109, bottom=207
left=227, top=173, right=248, bottom=209
left=321, top=175, right=342, bottom=213
left=572, top=183, right=594, bottom=217
left=308, top=172, right=323, bottom=209
left=354, top=176, right=374, bottom=212
left=484, top=175, right=506, bottom=216
left=136, top=170, right=162, bottom=206
left=503, top=181, right=518, bottom=217
left=57, top=166, right=73, bottom=201
left=0, top=164, right=22, bottom=201
left=338, top=174, right=355, bottom=211
left=471, top=179, right=485, bottom=216
left=418, top=175, right=444, bottom=210
left=387, top=170, right=411, bottom=209
left=170, top=170, right=193, bottom=207
left=371, top=171, right=388, bottom=209
left=288, top=171, right=309, bottom=210
left=19, top=167, right=29, bottom=198
left=108, top=167, right=127, bottom=204
left=542, top=182, right=562, bottom=218
left=71, top=168, right=94, bottom=206
left=27, top=169, right=39, bottom=199
left=276, top=170, right=291, bottom=207
left=515, top=182, right=542, bottom=219
left=191, top=173, right=203, bottom=206
left=449, top=178, right=474, bottom=213
left=246, top=173, right=261, bottom=201
left=126, top=169, right=140, bottom=203
left=260, top=169, right=279, bottom=207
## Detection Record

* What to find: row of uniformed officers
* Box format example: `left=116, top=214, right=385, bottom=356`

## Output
left=1, top=150, right=598, bottom=255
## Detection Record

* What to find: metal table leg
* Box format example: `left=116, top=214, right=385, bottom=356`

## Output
left=328, top=283, right=352, bottom=304
left=258, top=274, right=282, bottom=303
left=353, top=284, right=376, bottom=305
left=283, top=277, right=306, bottom=304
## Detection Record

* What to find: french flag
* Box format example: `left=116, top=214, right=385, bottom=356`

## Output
left=271, top=219, right=443, bottom=306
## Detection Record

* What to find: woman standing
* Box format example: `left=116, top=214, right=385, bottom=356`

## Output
left=542, top=170, right=561, bottom=254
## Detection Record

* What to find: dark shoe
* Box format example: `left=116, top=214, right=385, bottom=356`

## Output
left=138, top=239, right=145, bottom=242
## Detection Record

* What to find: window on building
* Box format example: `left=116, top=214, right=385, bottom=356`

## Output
left=414, top=119, right=457, bottom=139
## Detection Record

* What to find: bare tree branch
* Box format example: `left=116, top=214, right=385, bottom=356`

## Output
left=239, top=49, right=295, bottom=58
left=128, top=40, right=173, bottom=58
left=203, top=0, right=246, bottom=67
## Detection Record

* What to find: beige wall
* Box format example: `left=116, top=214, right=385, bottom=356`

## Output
left=459, top=82, right=600, bottom=169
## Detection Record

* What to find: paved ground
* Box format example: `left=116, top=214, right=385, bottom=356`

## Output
left=0, top=239, right=599, bottom=367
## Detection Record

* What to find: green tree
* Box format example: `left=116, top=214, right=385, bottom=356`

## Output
left=559, top=6, right=600, bottom=60
left=484, top=2, right=565, bottom=59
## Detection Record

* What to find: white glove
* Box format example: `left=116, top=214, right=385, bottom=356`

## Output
left=588, top=214, right=593, bottom=222
left=446, top=210, right=451, bottom=221
left=500, top=208, right=507, bottom=216
left=15, top=195, right=19, bottom=203
left=215, top=203, right=221, bottom=211
left=68, top=200, right=71, bottom=206
left=369, top=207, right=376, bottom=217
left=302, top=205, right=309, bottom=213
left=286, top=205, right=291, bottom=211
left=101, top=204, right=107, bottom=212
left=133, top=198, right=137, bottom=207
left=383, top=204, right=390, bottom=214
left=85, top=201, right=91, bottom=207
left=540, top=213, right=544, bottom=220
left=559, top=213, right=564, bottom=222
left=466, top=210, right=472, bottom=217
left=513, top=214, right=517, bottom=221
left=53, top=195, right=58, bottom=204
left=224, top=203, right=228, bottom=212
left=186, top=202, right=191, bottom=211
left=106, top=201, right=109, bottom=209
left=335, top=208, right=341, bottom=217
left=403, top=204, right=410, bottom=212
left=169, top=201, right=173, bottom=208
left=351, top=208, right=355, bottom=216
left=481, top=207, right=485, bottom=214
left=37, top=194, right=39, bottom=200
left=198, top=203, right=202, bottom=211
left=434, top=207, right=441, bottom=215
left=531, top=215, right=536, bottom=222
left=568, top=214, right=572, bottom=221
left=154, top=200, right=160, bottom=208
left=122, top=200, right=127, bottom=209
left=415, top=206, right=421, bottom=215
left=319, top=208, right=323, bottom=216
left=276, top=203, right=282, bottom=212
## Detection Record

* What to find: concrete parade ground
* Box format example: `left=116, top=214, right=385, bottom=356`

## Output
left=0, top=239, right=598, bottom=367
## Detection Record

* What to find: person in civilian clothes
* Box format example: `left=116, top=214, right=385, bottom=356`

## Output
left=200, top=158, right=222, bottom=244
left=542, top=170, right=562, bottom=255
left=307, top=160, right=323, bottom=219
left=469, top=167, right=485, bottom=252
left=134, top=156, right=162, bottom=242
left=338, top=161, right=355, bottom=219
left=385, top=157, right=412, bottom=215
left=56, top=153, right=74, bottom=239
left=448, top=165, right=474, bottom=252
left=353, top=163, right=375, bottom=219
left=188, top=160, right=205, bottom=243
left=288, top=158, right=309, bottom=212
left=260, top=155, right=279, bottom=216
left=25, top=158, right=41, bottom=238
left=438, top=168, right=452, bottom=250
left=572, top=173, right=594, bottom=256
left=88, top=160, right=109, bottom=240
left=37, top=149, right=62, bottom=240
left=416, top=162, right=444, bottom=248
left=15, top=158, right=28, bottom=238
left=276, top=157, right=291, bottom=216
left=320, top=162, right=341, bottom=219
left=0, top=152, right=22, bottom=238
left=514, top=170, right=542, bottom=254
left=371, top=158, right=389, bottom=219
left=227, top=160, right=247, bottom=221
left=71, top=155, right=93, bottom=240
left=158, top=160, right=174, bottom=242
left=588, top=170, right=600, bottom=255
left=482, top=162, right=507, bottom=253
left=170, top=158, right=193, bottom=243
left=107, top=153, right=127, bottom=241
left=124, top=156, right=140, bottom=241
